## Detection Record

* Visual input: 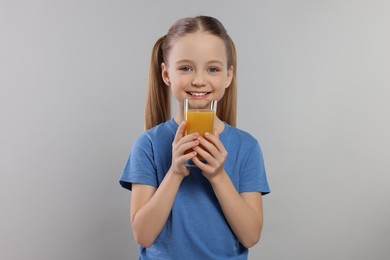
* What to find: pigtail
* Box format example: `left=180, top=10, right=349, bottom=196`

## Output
left=217, top=36, right=237, bottom=127
left=145, top=36, right=170, bottom=130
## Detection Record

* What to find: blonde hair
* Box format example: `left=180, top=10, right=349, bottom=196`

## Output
left=145, top=16, right=237, bottom=130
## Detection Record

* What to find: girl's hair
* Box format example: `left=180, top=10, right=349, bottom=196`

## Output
left=145, top=16, right=237, bottom=130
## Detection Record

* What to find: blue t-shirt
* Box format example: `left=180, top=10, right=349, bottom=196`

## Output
left=120, top=119, right=270, bottom=260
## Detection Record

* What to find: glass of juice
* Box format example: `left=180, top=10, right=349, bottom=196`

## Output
left=183, top=98, right=217, bottom=167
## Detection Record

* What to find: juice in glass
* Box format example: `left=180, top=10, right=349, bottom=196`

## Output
left=185, top=110, right=215, bottom=137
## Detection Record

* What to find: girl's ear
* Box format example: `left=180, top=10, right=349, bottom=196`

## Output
left=225, top=65, right=234, bottom=88
left=161, top=63, right=170, bottom=86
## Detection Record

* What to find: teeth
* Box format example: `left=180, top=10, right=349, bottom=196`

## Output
left=190, top=92, right=208, bottom=96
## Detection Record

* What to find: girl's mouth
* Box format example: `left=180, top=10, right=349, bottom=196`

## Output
left=187, top=92, right=210, bottom=98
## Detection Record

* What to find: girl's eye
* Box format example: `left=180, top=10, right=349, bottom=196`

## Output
left=208, top=67, right=220, bottom=73
left=179, top=66, right=192, bottom=72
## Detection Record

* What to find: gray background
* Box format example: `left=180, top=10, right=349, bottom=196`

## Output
left=1, top=0, right=389, bottom=259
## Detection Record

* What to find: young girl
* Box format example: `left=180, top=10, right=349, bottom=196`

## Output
left=120, top=16, right=270, bottom=259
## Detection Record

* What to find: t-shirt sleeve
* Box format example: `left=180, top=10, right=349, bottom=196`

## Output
left=239, top=140, right=270, bottom=195
left=119, top=133, right=158, bottom=191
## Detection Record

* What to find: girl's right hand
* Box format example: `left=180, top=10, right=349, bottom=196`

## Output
left=171, top=121, right=199, bottom=177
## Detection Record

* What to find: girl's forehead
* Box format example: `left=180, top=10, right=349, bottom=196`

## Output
left=168, top=32, right=227, bottom=63
left=173, top=32, right=225, bottom=49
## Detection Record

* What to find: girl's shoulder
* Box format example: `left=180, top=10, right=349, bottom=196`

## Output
left=136, top=118, right=177, bottom=144
left=222, top=123, right=260, bottom=145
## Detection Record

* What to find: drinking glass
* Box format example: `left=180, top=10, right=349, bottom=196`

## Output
left=183, top=98, right=217, bottom=167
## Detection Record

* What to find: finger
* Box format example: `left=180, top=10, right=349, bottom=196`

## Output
left=192, top=155, right=212, bottom=172
left=180, top=150, right=198, bottom=164
left=193, top=144, right=216, bottom=166
left=214, top=128, right=219, bottom=138
left=175, top=132, right=200, bottom=152
left=173, top=121, right=186, bottom=144
left=174, top=121, right=201, bottom=146
left=176, top=138, right=200, bottom=155
left=204, top=132, right=225, bottom=154
left=199, top=134, right=219, bottom=155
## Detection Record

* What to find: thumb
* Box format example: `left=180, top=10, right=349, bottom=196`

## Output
left=214, top=128, right=219, bottom=138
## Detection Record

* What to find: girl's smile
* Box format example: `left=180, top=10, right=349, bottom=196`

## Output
left=186, top=91, right=211, bottom=98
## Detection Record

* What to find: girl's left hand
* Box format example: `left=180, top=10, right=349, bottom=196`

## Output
left=192, top=129, right=228, bottom=181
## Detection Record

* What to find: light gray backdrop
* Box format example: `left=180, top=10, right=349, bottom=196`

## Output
left=1, top=0, right=389, bottom=259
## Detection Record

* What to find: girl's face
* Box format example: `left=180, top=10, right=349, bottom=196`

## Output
left=161, top=32, right=233, bottom=111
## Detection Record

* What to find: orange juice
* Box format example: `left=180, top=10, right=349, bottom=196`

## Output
left=185, top=110, right=215, bottom=136
left=185, top=109, right=215, bottom=161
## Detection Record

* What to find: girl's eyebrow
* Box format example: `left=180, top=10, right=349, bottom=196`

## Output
left=207, top=60, right=224, bottom=66
left=175, top=59, right=193, bottom=64
left=175, top=59, right=224, bottom=65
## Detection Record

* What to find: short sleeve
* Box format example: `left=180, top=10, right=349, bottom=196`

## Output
left=119, top=133, right=158, bottom=191
left=239, top=140, right=270, bottom=195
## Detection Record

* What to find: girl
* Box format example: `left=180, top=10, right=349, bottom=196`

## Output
left=120, top=16, right=270, bottom=259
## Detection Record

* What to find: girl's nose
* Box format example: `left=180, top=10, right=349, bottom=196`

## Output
left=191, top=73, right=206, bottom=87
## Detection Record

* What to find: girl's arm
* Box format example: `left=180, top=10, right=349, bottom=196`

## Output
left=192, top=132, right=264, bottom=248
left=209, top=174, right=263, bottom=248
left=130, top=121, right=199, bottom=248
left=130, top=172, right=184, bottom=248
